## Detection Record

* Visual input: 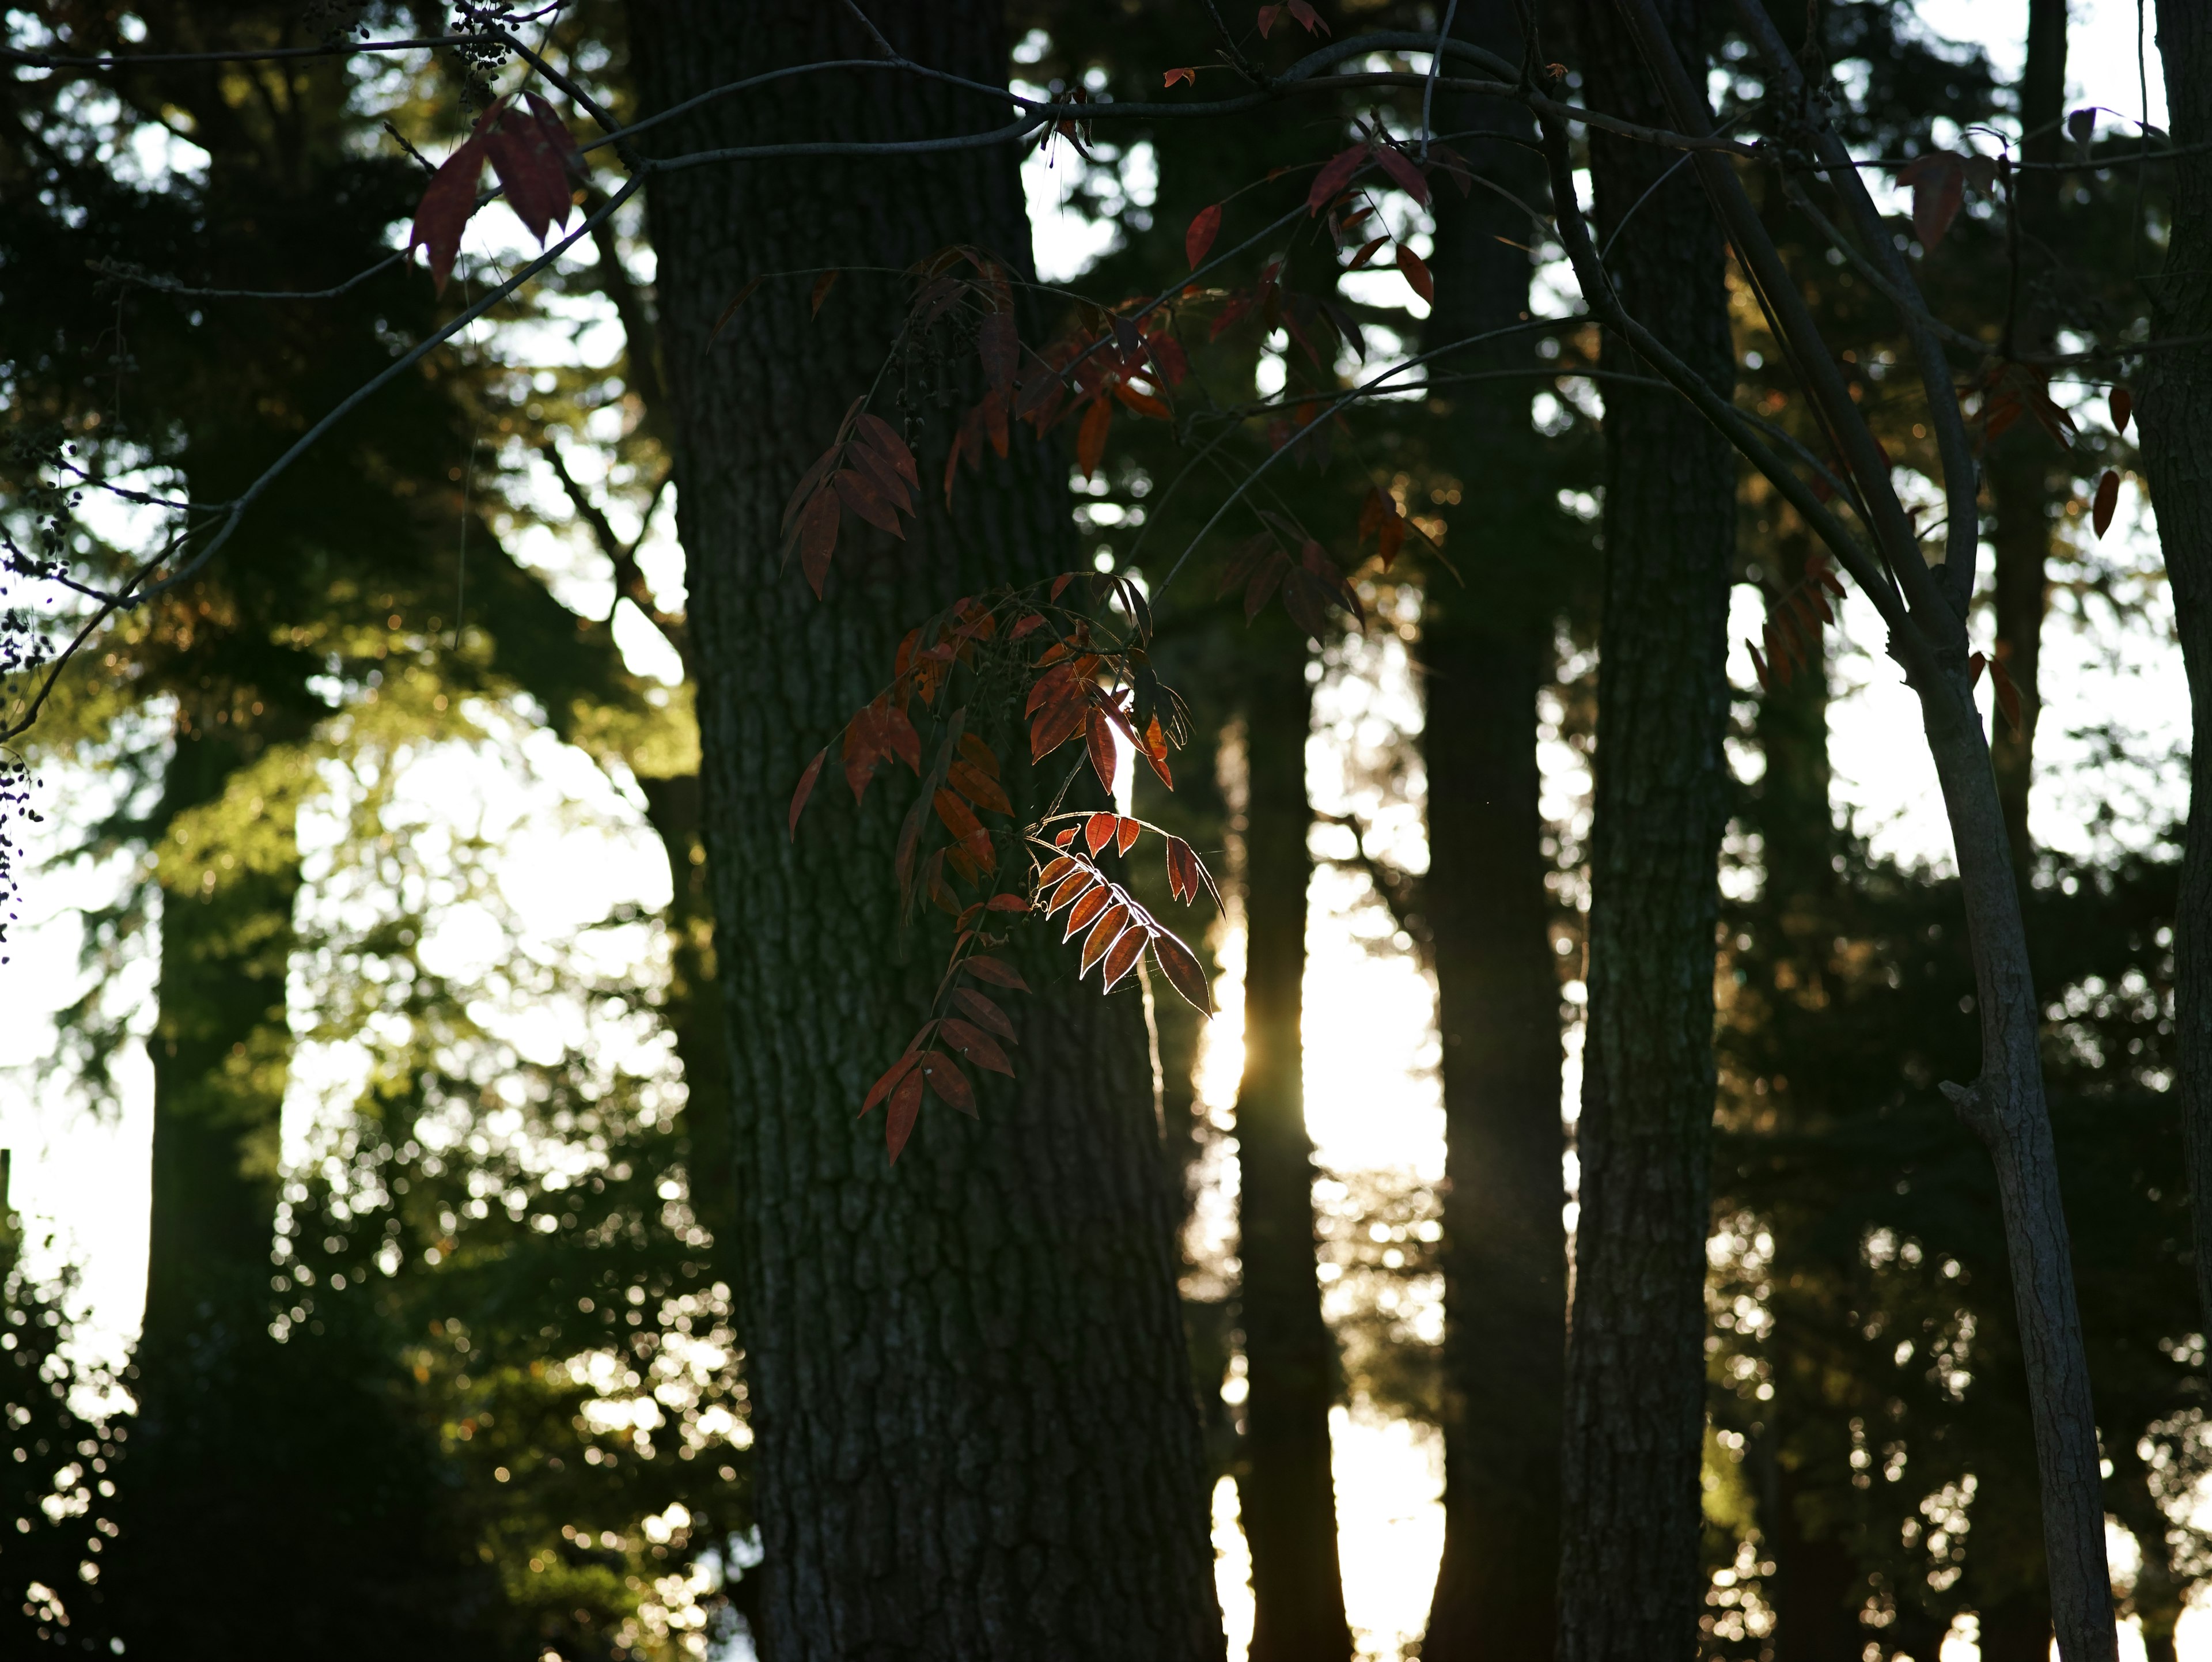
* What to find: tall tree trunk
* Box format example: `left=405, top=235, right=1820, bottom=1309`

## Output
left=1416, top=5, right=1567, bottom=1652
left=2139, top=0, right=2212, bottom=1348
left=627, top=7, right=1222, bottom=1657
left=1556, top=3, right=1738, bottom=1658
left=1232, top=627, right=1352, bottom=1662
left=1986, top=0, right=2070, bottom=870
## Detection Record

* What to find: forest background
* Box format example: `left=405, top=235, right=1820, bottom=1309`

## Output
left=0, top=0, right=2200, bottom=1659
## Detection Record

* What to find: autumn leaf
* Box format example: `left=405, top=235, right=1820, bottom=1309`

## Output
left=1344, top=234, right=1391, bottom=272
left=1081, top=903, right=1132, bottom=975
left=1396, top=244, right=1435, bottom=304
left=1187, top=203, right=1222, bottom=270
left=1371, top=144, right=1429, bottom=205
left=797, top=489, right=840, bottom=596
left=1046, top=868, right=1099, bottom=917
left=963, top=956, right=1031, bottom=991
left=834, top=469, right=906, bottom=538
left=1100, top=925, right=1149, bottom=992
left=917, top=1050, right=976, bottom=1114
left=950, top=759, right=1013, bottom=816
left=710, top=277, right=764, bottom=346
left=1115, top=815, right=1141, bottom=856
left=1084, top=811, right=1119, bottom=855
left=1064, top=884, right=1113, bottom=941
left=482, top=101, right=575, bottom=243
left=862, top=1047, right=923, bottom=1115
left=2110, top=385, right=2134, bottom=436
left=978, top=310, right=1018, bottom=393
left=1989, top=654, right=2024, bottom=735
left=934, top=789, right=993, bottom=867
left=1151, top=928, right=1215, bottom=1014
left=1077, top=396, right=1113, bottom=480
left=408, top=133, right=489, bottom=295
left=1085, top=706, right=1119, bottom=794
left=1165, top=67, right=1198, bottom=88
left=1286, top=0, right=1330, bottom=31
left=1308, top=143, right=1368, bottom=215
left=789, top=748, right=827, bottom=840
left=2093, top=468, right=2121, bottom=537
left=810, top=269, right=839, bottom=318
left=1036, top=854, right=1080, bottom=889
left=1893, top=152, right=1967, bottom=250
left=855, top=413, right=919, bottom=485
left=941, top=1017, right=1016, bottom=1077
left=951, top=987, right=1018, bottom=1042
left=885, top=1067, right=925, bottom=1160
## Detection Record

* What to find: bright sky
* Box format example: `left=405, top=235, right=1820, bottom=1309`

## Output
left=0, top=6, right=2196, bottom=1659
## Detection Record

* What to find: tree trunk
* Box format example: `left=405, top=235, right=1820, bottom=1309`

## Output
left=627, top=7, right=1223, bottom=1657
left=1556, top=4, right=1738, bottom=1659
left=2138, top=0, right=2212, bottom=1347
left=1230, top=626, right=1352, bottom=1662
left=1416, top=5, right=1567, bottom=1651
left=1986, top=0, right=2070, bottom=871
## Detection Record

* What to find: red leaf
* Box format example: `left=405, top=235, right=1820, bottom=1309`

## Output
left=1969, top=650, right=1988, bottom=687
left=855, top=413, right=919, bottom=484
left=1256, top=3, right=1283, bottom=36
left=408, top=134, right=488, bottom=296
left=964, top=956, right=1031, bottom=991
left=1377, top=512, right=1406, bottom=569
left=1286, top=0, right=1330, bottom=31
left=1371, top=144, right=1430, bottom=205
left=1085, top=707, right=1119, bottom=795
left=1054, top=826, right=1080, bottom=848
left=952, top=987, right=1018, bottom=1042
left=1077, top=396, right=1113, bottom=480
left=917, top=1051, right=976, bottom=1115
left=934, top=789, right=994, bottom=866
left=2093, top=468, right=2121, bottom=537
left=1165, top=67, right=1198, bottom=88
left=1396, top=244, right=1435, bottom=304
left=1308, top=143, right=1368, bottom=216
left=885, top=1066, right=925, bottom=1160
left=1115, top=815, right=1142, bottom=856
left=1151, top=928, right=1215, bottom=1014
left=1990, top=656, right=2024, bottom=735
left=1064, top=884, right=1113, bottom=940
left=810, top=269, right=839, bottom=318
left=482, top=107, right=575, bottom=244
left=1894, top=152, right=1966, bottom=250
left=862, top=1048, right=923, bottom=1115
left=798, top=489, right=840, bottom=596
left=941, top=1018, right=1015, bottom=1076
left=834, top=469, right=906, bottom=539
left=1245, top=551, right=1289, bottom=621
left=1113, top=380, right=1174, bottom=421
left=1051, top=573, right=1077, bottom=603
left=1084, top=811, right=1119, bottom=855
left=1100, top=924, right=1149, bottom=991
left=1186, top=203, right=1223, bottom=270
left=2110, top=386, right=2134, bottom=436
left=789, top=748, right=827, bottom=839
left=1047, top=868, right=1099, bottom=917
left=846, top=441, right=914, bottom=516
left=710, top=277, right=765, bottom=346
left=783, top=446, right=839, bottom=537
left=1037, top=853, right=1080, bottom=888
left=1749, top=642, right=1771, bottom=692
left=950, top=759, right=1013, bottom=816
left=1081, top=903, right=1132, bottom=975
left=1344, top=234, right=1391, bottom=273
left=521, top=92, right=585, bottom=177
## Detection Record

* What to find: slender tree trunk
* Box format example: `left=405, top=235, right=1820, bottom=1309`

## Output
left=1417, top=5, right=1567, bottom=1650
left=2138, top=0, right=2212, bottom=1347
left=1556, top=4, right=1737, bottom=1659
left=1233, top=624, right=1352, bottom=1662
left=627, top=7, right=1222, bottom=1657
left=1987, top=0, right=2070, bottom=870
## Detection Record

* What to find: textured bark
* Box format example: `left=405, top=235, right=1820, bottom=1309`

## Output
left=1556, top=3, right=1737, bottom=1659
left=1416, top=5, right=1567, bottom=1652
left=627, top=7, right=1222, bottom=1657
left=2139, top=0, right=2212, bottom=1349
left=1232, top=628, right=1352, bottom=1662
left=1986, top=0, right=2069, bottom=870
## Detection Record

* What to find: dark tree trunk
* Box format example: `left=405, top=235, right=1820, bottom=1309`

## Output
left=627, top=7, right=1222, bottom=1657
left=1416, top=5, right=1567, bottom=1652
left=1232, top=628, right=1353, bottom=1662
left=140, top=724, right=298, bottom=1355
left=2139, top=0, right=2212, bottom=1347
left=1556, top=3, right=1738, bottom=1659
left=1986, top=0, right=2070, bottom=871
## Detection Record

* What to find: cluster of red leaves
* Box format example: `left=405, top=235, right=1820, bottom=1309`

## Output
left=1255, top=2, right=1329, bottom=39
left=1218, top=515, right=1366, bottom=639
left=781, top=400, right=922, bottom=596
left=408, top=93, right=582, bottom=293
left=1033, top=826, right=1214, bottom=1012
left=1747, top=554, right=1845, bottom=694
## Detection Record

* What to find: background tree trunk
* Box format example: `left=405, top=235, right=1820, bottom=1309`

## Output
left=1986, top=0, right=2069, bottom=871
left=1417, top=3, right=1568, bottom=1651
left=1556, top=2, right=1738, bottom=1657
left=627, top=6, right=1223, bottom=1656
left=2139, top=0, right=2212, bottom=1344
left=1232, top=625, right=1353, bottom=1662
